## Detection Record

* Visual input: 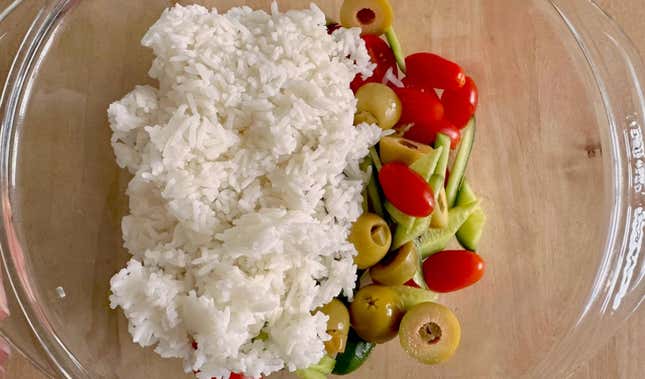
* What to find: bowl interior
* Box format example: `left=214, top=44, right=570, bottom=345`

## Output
left=11, top=0, right=610, bottom=377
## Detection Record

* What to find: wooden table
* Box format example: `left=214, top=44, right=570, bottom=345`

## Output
left=2, top=0, right=644, bottom=378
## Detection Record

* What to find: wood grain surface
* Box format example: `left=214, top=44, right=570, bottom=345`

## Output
left=2, top=0, right=644, bottom=378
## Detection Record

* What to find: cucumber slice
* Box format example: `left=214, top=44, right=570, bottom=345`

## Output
left=411, top=259, right=429, bottom=290
left=446, top=118, right=476, bottom=207
left=385, top=27, right=406, bottom=73
left=409, top=147, right=442, bottom=183
left=456, top=178, right=477, bottom=205
left=332, top=330, right=375, bottom=375
left=417, top=201, right=479, bottom=258
left=434, top=134, right=452, bottom=177
left=391, top=285, right=438, bottom=309
left=456, top=209, right=486, bottom=251
left=385, top=202, right=415, bottom=230
left=296, top=355, right=336, bottom=379
left=455, top=179, right=486, bottom=251
left=392, top=216, right=430, bottom=249
left=366, top=161, right=384, bottom=218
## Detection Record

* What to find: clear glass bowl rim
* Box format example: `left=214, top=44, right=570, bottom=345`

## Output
left=1, top=0, right=644, bottom=378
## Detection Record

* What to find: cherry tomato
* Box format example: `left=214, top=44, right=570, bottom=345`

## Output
left=441, top=76, right=478, bottom=129
left=393, top=86, right=444, bottom=127
left=405, top=53, right=466, bottom=91
left=422, top=250, right=485, bottom=293
left=351, top=35, right=397, bottom=92
left=404, top=118, right=461, bottom=149
left=404, top=278, right=421, bottom=288
left=378, top=162, right=435, bottom=217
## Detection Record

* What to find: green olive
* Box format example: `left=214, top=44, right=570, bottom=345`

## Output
left=349, top=285, right=404, bottom=344
left=354, top=83, right=402, bottom=130
left=399, top=302, right=461, bottom=364
left=340, top=0, right=394, bottom=36
left=370, top=242, right=418, bottom=285
left=430, top=188, right=449, bottom=228
left=349, top=213, right=392, bottom=269
left=318, top=299, right=351, bottom=355
left=379, top=136, right=434, bottom=166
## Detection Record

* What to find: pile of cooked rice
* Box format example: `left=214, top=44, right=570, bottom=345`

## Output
left=107, top=3, right=380, bottom=378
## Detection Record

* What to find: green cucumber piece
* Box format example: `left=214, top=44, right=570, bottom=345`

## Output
left=332, top=330, right=375, bottom=375
left=392, top=216, right=430, bottom=249
left=456, top=209, right=486, bottom=251
left=391, top=285, right=438, bottom=310
left=385, top=27, right=406, bottom=73
left=412, top=265, right=428, bottom=290
left=296, top=355, right=336, bottom=379
left=409, top=146, right=442, bottom=182
left=385, top=202, right=415, bottom=230
left=434, top=134, right=452, bottom=177
left=456, top=179, right=477, bottom=205
left=364, top=154, right=384, bottom=218
left=417, top=201, right=479, bottom=258
left=310, top=355, right=336, bottom=374
left=446, top=118, right=476, bottom=207
left=369, top=147, right=382, bottom=172
left=455, top=179, right=486, bottom=251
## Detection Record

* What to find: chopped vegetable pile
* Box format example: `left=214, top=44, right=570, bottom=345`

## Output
left=305, top=0, right=487, bottom=377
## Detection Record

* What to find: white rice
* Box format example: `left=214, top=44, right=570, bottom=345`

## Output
left=107, top=3, right=380, bottom=378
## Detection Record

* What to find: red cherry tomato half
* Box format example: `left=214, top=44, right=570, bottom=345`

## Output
left=441, top=76, right=479, bottom=128
left=422, top=250, right=485, bottom=293
left=404, top=118, right=461, bottom=149
left=378, top=162, right=435, bottom=217
left=405, top=53, right=466, bottom=91
left=351, top=35, right=397, bottom=92
left=394, top=86, right=444, bottom=127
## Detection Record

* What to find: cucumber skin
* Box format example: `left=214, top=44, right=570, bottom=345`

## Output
left=455, top=179, right=486, bottom=251
left=446, top=119, right=476, bottom=207
left=332, top=330, right=375, bottom=375
left=417, top=201, right=479, bottom=258
left=456, top=209, right=486, bottom=251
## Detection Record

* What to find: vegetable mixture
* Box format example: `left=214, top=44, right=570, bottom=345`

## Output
left=301, top=0, right=487, bottom=377
left=188, top=1, right=486, bottom=378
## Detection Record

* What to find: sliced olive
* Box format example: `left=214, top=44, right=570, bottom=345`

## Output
left=430, top=187, right=449, bottom=228
left=379, top=136, right=434, bottom=166
left=349, top=213, right=392, bottom=269
left=318, top=299, right=351, bottom=355
left=399, top=302, right=461, bottom=364
left=340, top=0, right=394, bottom=36
left=354, top=83, right=402, bottom=130
left=370, top=242, right=418, bottom=285
left=349, top=285, right=404, bottom=344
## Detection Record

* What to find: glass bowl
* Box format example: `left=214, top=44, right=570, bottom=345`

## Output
left=1, top=0, right=644, bottom=378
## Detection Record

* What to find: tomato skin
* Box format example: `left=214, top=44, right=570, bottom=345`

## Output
left=351, top=35, right=398, bottom=92
left=378, top=162, right=435, bottom=217
left=404, top=278, right=421, bottom=288
left=441, top=76, right=478, bottom=129
left=422, top=250, right=485, bottom=293
left=393, top=87, right=444, bottom=127
left=404, top=118, right=461, bottom=149
left=405, top=53, right=466, bottom=91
